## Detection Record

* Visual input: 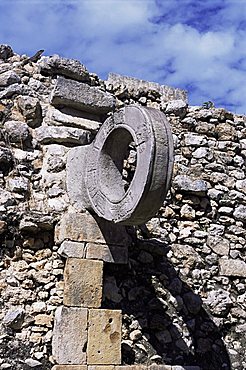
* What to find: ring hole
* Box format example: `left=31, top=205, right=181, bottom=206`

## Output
left=99, top=128, right=137, bottom=203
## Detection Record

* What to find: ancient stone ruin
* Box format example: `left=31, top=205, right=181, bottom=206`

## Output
left=0, top=45, right=246, bottom=370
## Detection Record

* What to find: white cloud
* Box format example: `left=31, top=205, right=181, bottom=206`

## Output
left=0, top=0, right=245, bottom=113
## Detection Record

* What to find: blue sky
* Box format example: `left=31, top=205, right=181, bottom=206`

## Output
left=0, top=0, right=246, bottom=114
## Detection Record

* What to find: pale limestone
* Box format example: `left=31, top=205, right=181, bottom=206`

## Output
left=87, top=309, right=122, bottom=365
left=58, top=241, right=86, bottom=259
left=64, top=259, right=103, bottom=308
left=88, top=367, right=115, bottom=370
left=52, top=367, right=87, bottom=370
left=55, top=212, right=131, bottom=246
left=86, top=243, right=128, bottom=264
left=52, top=306, right=87, bottom=365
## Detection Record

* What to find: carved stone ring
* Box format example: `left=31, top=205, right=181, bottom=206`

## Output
left=67, top=105, right=174, bottom=225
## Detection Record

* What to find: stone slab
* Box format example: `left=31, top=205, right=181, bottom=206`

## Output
left=64, top=259, right=103, bottom=308
left=58, top=241, right=86, bottom=258
left=88, top=367, right=115, bottom=370
left=51, top=76, right=115, bottom=114
left=46, top=106, right=100, bottom=132
left=34, top=125, right=92, bottom=145
left=87, top=309, right=122, bottom=365
left=52, top=306, right=87, bottom=365
left=55, top=212, right=131, bottom=247
left=52, top=367, right=87, bottom=370
left=86, top=243, right=128, bottom=264
left=219, top=258, right=246, bottom=277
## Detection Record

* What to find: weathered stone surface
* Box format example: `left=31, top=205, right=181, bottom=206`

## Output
left=88, top=367, right=115, bottom=370
left=87, top=309, right=122, bottom=365
left=206, top=236, right=230, bottom=256
left=52, top=306, right=87, bottom=364
left=52, top=366, right=87, bottom=370
left=86, top=243, right=128, bottom=264
left=58, top=241, right=86, bottom=258
left=205, top=289, right=232, bottom=316
left=0, top=83, right=33, bottom=99
left=173, top=175, right=208, bottom=195
left=2, top=308, right=25, bottom=329
left=219, top=259, right=246, bottom=277
left=51, top=76, right=115, bottom=113
left=0, top=70, right=20, bottom=87
left=17, top=96, right=42, bottom=128
left=64, top=259, right=103, bottom=308
left=165, top=99, right=188, bottom=118
left=55, top=212, right=131, bottom=246
left=106, top=73, right=187, bottom=102
left=39, top=55, right=90, bottom=82
left=233, top=205, right=246, bottom=222
left=0, top=44, right=14, bottom=60
left=45, top=106, right=100, bottom=132
left=4, top=120, right=30, bottom=144
left=34, top=125, right=92, bottom=145
left=69, top=105, right=174, bottom=225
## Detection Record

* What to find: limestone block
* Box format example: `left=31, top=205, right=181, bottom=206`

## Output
left=34, top=125, right=92, bottom=145
left=39, top=55, right=90, bottom=82
left=115, top=367, right=147, bottom=370
left=46, top=106, right=100, bottom=132
left=58, top=241, right=86, bottom=259
left=55, top=212, right=131, bottom=246
left=87, top=309, right=122, bottom=365
left=64, top=259, right=103, bottom=308
left=219, top=259, right=246, bottom=277
left=51, top=76, right=115, bottom=114
left=52, top=306, right=87, bottom=365
left=86, top=243, right=128, bottom=264
left=52, top=367, right=87, bottom=370
left=88, top=367, right=115, bottom=370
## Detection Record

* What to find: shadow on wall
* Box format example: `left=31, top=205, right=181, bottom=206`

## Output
left=102, top=229, right=231, bottom=370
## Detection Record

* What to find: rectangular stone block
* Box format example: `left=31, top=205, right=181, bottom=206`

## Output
left=219, top=258, right=246, bottom=277
left=148, top=366, right=171, bottom=370
left=58, top=241, right=86, bottom=259
left=88, top=367, right=115, bottom=370
left=52, top=367, right=87, bottom=370
left=55, top=212, right=131, bottom=246
left=64, top=259, right=103, bottom=308
left=87, top=309, right=122, bottom=365
left=86, top=243, right=128, bottom=264
left=52, top=306, right=87, bottom=365
left=51, top=76, right=116, bottom=114
left=115, top=367, right=147, bottom=370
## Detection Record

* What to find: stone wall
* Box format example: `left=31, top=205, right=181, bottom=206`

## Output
left=0, top=45, right=245, bottom=370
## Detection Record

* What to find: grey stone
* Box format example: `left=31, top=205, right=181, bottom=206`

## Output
left=235, top=179, right=246, bottom=194
left=205, top=289, right=232, bottom=316
left=207, top=236, right=230, bottom=255
left=58, top=241, right=86, bottom=258
left=39, top=55, right=90, bottom=82
left=0, top=71, right=20, bottom=87
left=24, top=359, right=42, bottom=368
left=45, top=106, right=100, bottom=132
left=4, top=120, right=30, bottom=144
left=103, top=276, right=122, bottom=303
left=86, top=243, right=128, bottom=264
left=0, top=44, right=14, bottom=60
left=165, top=99, right=188, bottom=118
left=3, top=308, right=25, bottom=329
left=17, top=96, right=42, bottom=128
left=7, top=176, right=29, bottom=193
left=67, top=105, right=174, bottom=225
left=50, top=76, right=115, bottom=114
left=183, top=133, right=207, bottom=146
left=219, top=259, right=246, bottom=277
left=34, top=125, right=92, bottom=145
left=173, top=175, right=208, bottom=195
left=0, top=83, right=33, bottom=99
left=233, top=205, right=246, bottom=222
left=52, top=306, right=88, bottom=364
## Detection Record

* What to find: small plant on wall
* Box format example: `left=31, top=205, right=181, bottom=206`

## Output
left=202, top=100, right=215, bottom=109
